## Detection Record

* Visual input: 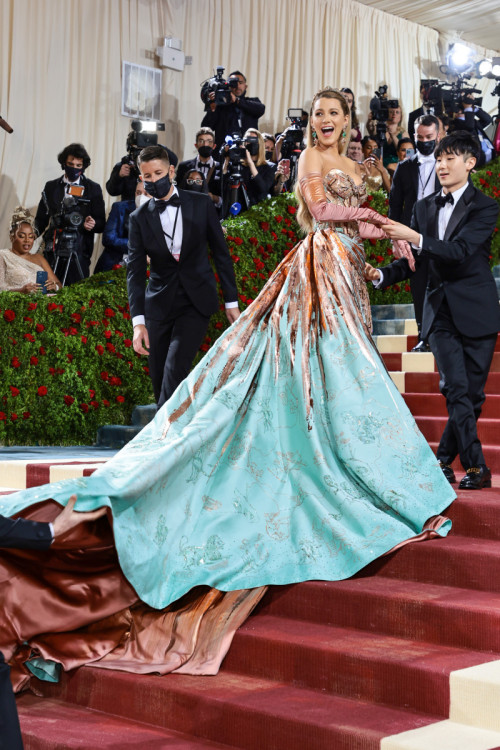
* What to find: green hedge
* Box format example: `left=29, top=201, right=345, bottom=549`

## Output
left=1, top=160, right=499, bottom=445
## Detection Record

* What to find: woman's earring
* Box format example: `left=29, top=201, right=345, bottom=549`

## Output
left=312, top=130, right=318, bottom=145
left=341, top=130, right=347, bottom=145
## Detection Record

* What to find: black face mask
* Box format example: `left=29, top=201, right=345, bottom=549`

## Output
left=415, top=140, right=436, bottom=157
left=265, top=150, right=274, bottom=161
left=198, top=145, right=213, bottom=159
left=245, top=138, right=259, bottom=157
left=143, top=173, right=171, bottom=199
left=186, top=182, right=205, bottom=193
left=64, top=165, right=83, bottom=181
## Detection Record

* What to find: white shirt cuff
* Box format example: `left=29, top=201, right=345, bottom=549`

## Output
left=372, top=269, right=384, bottom=288
left=133, top=315, right=145, bottom=327
left=411, top=235, right=423, bottom=253
left=225, top=301, right=238, bottom=309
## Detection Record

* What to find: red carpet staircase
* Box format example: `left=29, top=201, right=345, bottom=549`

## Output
left=10, top=307, right=500, bottom=749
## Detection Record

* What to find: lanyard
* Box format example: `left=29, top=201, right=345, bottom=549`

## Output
left=418, top=161, right=434, bottom=197
left=162, top=206, right=180, bottom=254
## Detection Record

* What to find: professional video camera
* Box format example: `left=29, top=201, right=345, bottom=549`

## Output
left=369, top=86, right=399, bottom=151
left=121, top=120, right=166, bottom=177
left=423, top=76, right=483, bottom=117
left=47, top=190, right=91, bottom=284
left=220, top=133, right=250, bottom=217
left=277, top=108, right=305, bottom=186
left=200, top=66, right=239, bottom=107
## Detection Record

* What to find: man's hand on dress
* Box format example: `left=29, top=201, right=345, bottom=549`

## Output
left=225, top=307, right=240, bottom=325
left=52, top=494, right=107, bottom=539
left=364, top=263, right=381, bottom=283
left=133, top=324, right=150, bottom=355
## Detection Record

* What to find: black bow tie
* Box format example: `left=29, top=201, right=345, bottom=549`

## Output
left=435, top=192, right=454, bottom=208
left=155, top=194, right=181, bottom=212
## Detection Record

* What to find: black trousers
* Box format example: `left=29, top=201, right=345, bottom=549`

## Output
left=410, top=255, right=428, bottom=339
left=146, top=289, right=210, bottom=410
left=429, top=300, right=497, bottom=470
left=0, top=652, right=23, bottom=750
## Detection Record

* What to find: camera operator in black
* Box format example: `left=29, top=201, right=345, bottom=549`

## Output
left=35, top=143, right=106, bottom=285
left=449, top=94, right=493, bottom=164
left=201, top=71, right=265, bottom=150
left=221, top=129, right=275, bottom=218
left=106, top=132, right=178, bottom=201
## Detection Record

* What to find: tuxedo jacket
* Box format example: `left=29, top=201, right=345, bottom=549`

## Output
left=380, top=181, right=500, bottom=340
left=0, top=514, right=52, bottom=549
left=389, top=156, right=441, bottom=227
left=127, top=190, right=238, bottom=321
left=35, top=175, right=106, bottom=260
left=176, top=157, right=222, bottom=197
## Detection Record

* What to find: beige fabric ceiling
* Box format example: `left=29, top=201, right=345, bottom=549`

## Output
left=356, top=0, right=500, bottom=54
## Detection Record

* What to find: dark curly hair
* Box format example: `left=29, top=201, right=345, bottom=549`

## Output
left=57, top=143, right=91, bottom=170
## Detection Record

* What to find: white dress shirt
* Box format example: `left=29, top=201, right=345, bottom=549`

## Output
left=416, top=153, right=436, bottom=200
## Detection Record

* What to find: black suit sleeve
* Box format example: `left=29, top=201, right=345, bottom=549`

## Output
left=239, top=96, right=265, bottom=119
left=0, top=514, right=52, bottom=550
left=420, top=200, right=499, bottom=264
left=388, top=162, right=405, bottom=222
left=106, top=162, right=126, bottom=197
left=126, top=210, right=149, bottom=319
left=205, top=200, right=238, bottom=303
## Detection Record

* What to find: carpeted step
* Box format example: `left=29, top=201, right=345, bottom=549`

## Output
left=223, top=614, right=500, bottom=718
left=416, top=415, right=499, bottom=445
left=405, top=371, right=500, bottom=394
left=257, top=577, right=500, bottom=652
left=445, top=490, right=500, bottom=540
left=364, top=534, right=500, bottom=594
left=18, top=694, right=236, bottom=750
left=0, top=459, right=107, bottom=490
left=404, top=393, right=500, bottom=419
left=34, top=666, right=439, bottom=750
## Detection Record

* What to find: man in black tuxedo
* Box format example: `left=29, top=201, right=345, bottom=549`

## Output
left=367, top=131, right=499, bottom=490
left=176, top=127, right=222, bottom=211
left=389, top=115, right=442, bottom=352
left=127, top=145, right=239, bottom=409
left=201, top=71, right=265, bottom=150
left=0, top=497, right=106, bottom=749
left=35, top=143, right=106, bottom=285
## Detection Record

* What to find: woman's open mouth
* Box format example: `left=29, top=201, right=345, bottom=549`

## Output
left=321, top=126, right=334, bottom=137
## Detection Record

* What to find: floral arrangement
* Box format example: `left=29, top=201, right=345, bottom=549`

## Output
left=1, top=159, right=498, bottom=445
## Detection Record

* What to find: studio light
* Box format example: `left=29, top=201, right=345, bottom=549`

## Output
left=478, top=59, right=492, bottom=76
left=446, top=42, right=475, bottom=74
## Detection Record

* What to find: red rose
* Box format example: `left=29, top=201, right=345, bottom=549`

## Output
left=260, top=221, right=270, bottom=231
left=67, top=353, right=74, bottom=362
left=11, top=356, right=21, bottom=368
left=275, top=215, right=283, bottom=223
left=233, top=237, right=243, bottom=245
left=114, top=330, right=124, bottom=337
left=109, top=376, right=122, bottom=386
left=106, top=342, right=116, bottom=353
left=9, top=386, right=20, bottom=397
left=64, top=395, right=75, bottom=406
left=123, top=339, right=132, bottom=348
left=287, top=205, right=297, bottom=215
left=232, top=255, right=240, bottom=263
left=102, top=399, right=110, bottom=407
left=249, top=237, right=258, bottom=246
left=35, top=323, right=45, bottom=333
left=0, top=412, right=6, bottom=421
left=39, top=346, right=46, bottom=355
left=37, top=386, right=48, bottom=396
left=24, top=316, right=33, bottom=323
left=81, top=335, right=88, bottom=344
left=68, top=327, right=78, bottom=336
left=27, top=302, right=37, bottom=311
left=30, top=356, right=38, bottom=366
left=112, top=264, right=121, bottom=270
left=22, top=412, right=30, bottom=420
left=200, top=343, right=209, bottom=352
left=80, top=403, right=89, bottom=413
left=90, top=400, right=99, bottom=410
left=89, top=299, right=95, bottom=307
left=47, top=302, right=58, bottom=312
left=105, top=307, right=116, bottom=317
left=116, top=395, right=125, bottom=403
left=122, top=312, right=131, bottom=320
left=89, top=389, right=96, bottom=398
left=4, top=309, right=15, bottom=322
left=142, top=366, right=149, bottom=374
left=215, top=321, right=223, bottom=329
left=96, top=345, right=104, bottom=355
left=104, top=330, right=112, bottom=339
left=70, top=313, right=81, bottom=323
left=271, top=231, right=278, bottom=240
left=23, top=333, right=35, bottom=342
left=101, top=371, right=109, bottom=381
left=10, top=413, right=18, bottom=421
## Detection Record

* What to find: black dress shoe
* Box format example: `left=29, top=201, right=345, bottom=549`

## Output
left=439, top=462, right=456, bottom=484
left=411, top=340, right=431, bottom=353
left=458, top=466, right=492, bottom=490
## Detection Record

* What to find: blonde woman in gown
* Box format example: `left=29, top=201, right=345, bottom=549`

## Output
left=0, top=90, right=455, bottom=690
left=0, top=207, right=60, bottom=293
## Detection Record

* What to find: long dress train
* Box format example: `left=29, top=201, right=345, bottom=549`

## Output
left=0, top=170, right=455, bottom=690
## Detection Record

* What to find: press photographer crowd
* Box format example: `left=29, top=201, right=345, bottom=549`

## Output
left=1, top=67, right=499, bottom=301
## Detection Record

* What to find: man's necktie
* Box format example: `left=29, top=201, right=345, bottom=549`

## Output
left=155, top=195, right=181, bottom=213
left=435, top=192, right=454, bottom=208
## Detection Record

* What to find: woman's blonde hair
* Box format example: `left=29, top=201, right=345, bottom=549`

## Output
left=244, top=128, right=267, bottom=166
left=9, top=206, right=37, bottom=239
left=295, top=87, right=351, bottom=233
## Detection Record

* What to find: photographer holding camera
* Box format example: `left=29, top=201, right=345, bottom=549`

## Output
left=106, top=124, right=178, bottom=201
left=35, top=143, right=106, bottom=285
left=201, top=69, right=265, bottom=150
left=221, top=129, right=275, bottom=218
